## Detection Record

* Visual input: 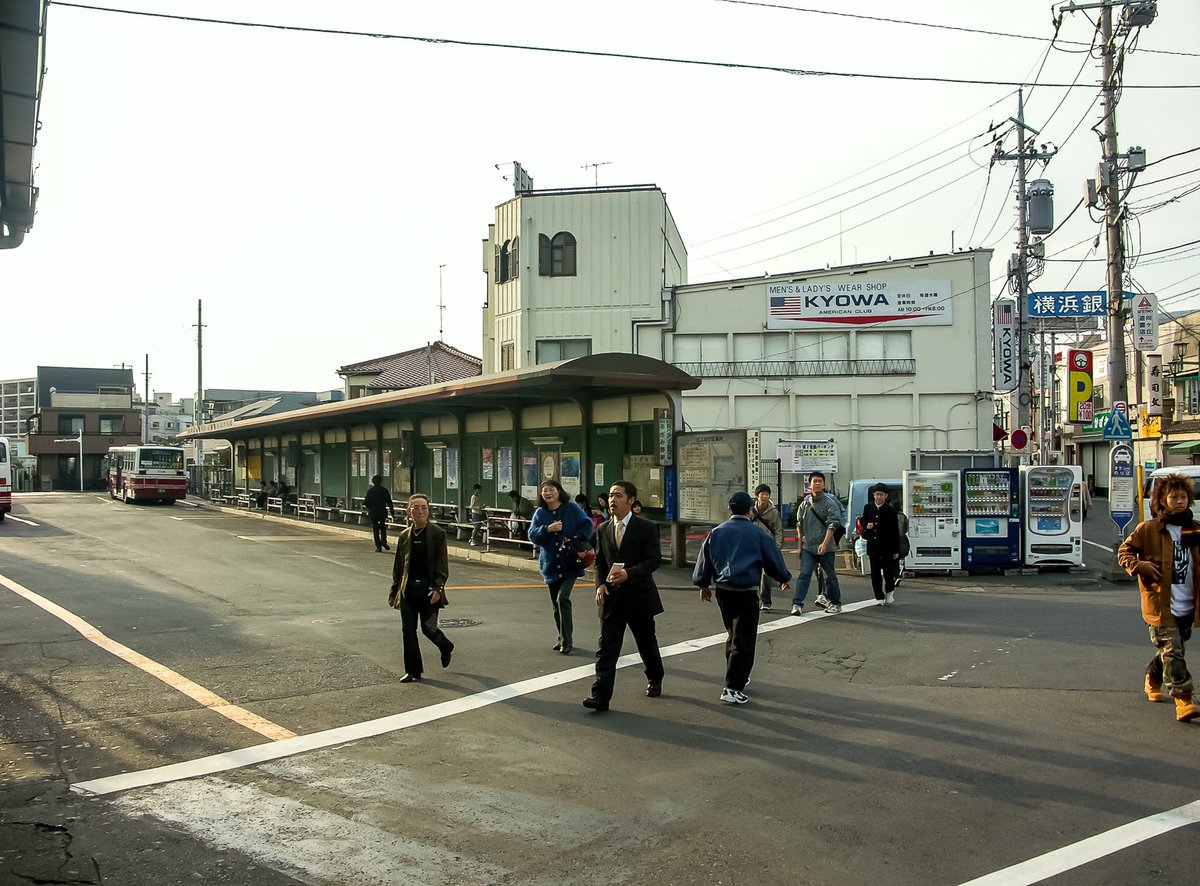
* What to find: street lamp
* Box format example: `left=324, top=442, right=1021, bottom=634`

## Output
left=53, top=429, right=84, bottom=491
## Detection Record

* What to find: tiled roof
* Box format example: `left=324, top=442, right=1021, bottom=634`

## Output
left=339, top=341, right=482, bottom=391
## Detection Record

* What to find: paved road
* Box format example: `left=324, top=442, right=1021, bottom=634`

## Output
left=1, top=492, right=1196, bottom=885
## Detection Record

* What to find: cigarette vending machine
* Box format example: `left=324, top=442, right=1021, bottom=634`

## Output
left=961, top=468, right=1021, bottom=571
left=902, top=470, right=961, bottom=571
left=1020, top=464, right=1084, bottom=567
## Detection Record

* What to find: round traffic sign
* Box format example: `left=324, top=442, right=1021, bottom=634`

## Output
left=1011, top=429, right=1028, bottom=449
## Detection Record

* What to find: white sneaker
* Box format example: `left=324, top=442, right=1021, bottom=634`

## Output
left=814, top=594, right=830, bottom=608
left=720, top=688, right=749, bottom=705
left=824, top=603, right=842, bottom=615
left=790, top=604, right=803, bottom=616
left=885, top=591, right=895, bottom=605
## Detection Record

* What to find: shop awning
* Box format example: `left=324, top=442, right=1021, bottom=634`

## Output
left=1167, top=440, right=1200, bottom=452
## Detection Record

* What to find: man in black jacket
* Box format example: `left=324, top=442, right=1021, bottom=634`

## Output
left=861, top=482, right=901, bottom=605
left=363, top=474, right=395, bottom=552
left=584, top=480, right=665, bottom=712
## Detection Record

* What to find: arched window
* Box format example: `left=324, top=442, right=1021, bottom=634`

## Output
left=538, top=231, right=577, bottom=277
left=496, top=237, right=521, bottom=283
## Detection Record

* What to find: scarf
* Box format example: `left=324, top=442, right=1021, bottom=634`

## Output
left=1164, top=509, right=1200, bottom=548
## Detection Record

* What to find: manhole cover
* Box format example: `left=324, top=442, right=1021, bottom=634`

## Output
left=438, top=618, right=482, bottom=628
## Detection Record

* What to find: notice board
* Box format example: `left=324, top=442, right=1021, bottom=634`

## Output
left=675, top=430, right=748, bottom=524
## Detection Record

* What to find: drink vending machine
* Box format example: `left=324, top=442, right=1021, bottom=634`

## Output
left=902, top=470, right=961, bottom=571
left=961, top=468, right=1021, bottom=571
left=1020, top=464, right=1084, bottom=567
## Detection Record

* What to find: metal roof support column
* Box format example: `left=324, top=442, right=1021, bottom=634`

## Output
left=663, top=388, right=686, bottom=567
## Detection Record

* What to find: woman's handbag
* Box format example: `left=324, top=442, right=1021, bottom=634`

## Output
left=558, top=536, right=596, bottom=570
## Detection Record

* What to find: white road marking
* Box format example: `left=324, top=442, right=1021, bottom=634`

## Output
left=0, top=571, right=296, bottom=743
left=237, top=535, right=360, bottom=542
left=71, top=601, right=875, bottom=796
left=4, top=514, right=39, bottom=526
left=1083, top=538, right=1116, bottom=553
left=958, top=799, right=1200, bottom=885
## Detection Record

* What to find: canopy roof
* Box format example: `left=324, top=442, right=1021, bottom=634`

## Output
left=183, top=354, right=699, bottom=440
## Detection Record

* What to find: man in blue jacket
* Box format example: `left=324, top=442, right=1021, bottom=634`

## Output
left=693, top=491, right=792, bottom=705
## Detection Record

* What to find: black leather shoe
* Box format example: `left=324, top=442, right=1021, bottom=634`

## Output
left=560, top=645, right=572, bottom=655
left=441, top=646, right=453, bottom=668
left=399, top=673, right=421, bottom=683
left=582, top=697, right=609, bottom=712
left=646, top=683, right=662, bottom=698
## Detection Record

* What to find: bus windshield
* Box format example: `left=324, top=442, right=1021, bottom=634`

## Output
left=140, top=448, right=185, bottom=470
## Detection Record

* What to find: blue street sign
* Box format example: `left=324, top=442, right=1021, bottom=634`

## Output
left=1109, top=443, right=1135, bottom=531
left=1028, top=291, right=1137, bottom=317
left=1102, top=408, right=1132, bottom=440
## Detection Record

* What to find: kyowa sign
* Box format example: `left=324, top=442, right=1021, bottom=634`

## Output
left=993, top=297, right=1017, bottom=392
left=767, top=279, right=952, bottom=329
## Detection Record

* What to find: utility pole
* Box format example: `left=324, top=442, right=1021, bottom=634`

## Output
left=438, top=264, right=446, bottom=341
left=143, top=355, right=150, bottom=444
left=1100, top=4, right=1130, bottom=418
left=995, top=88, right=1055, bottom=455
left=194, top=299, right=205, bottom=492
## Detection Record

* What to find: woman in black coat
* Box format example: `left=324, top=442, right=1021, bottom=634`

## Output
left=860, top=482, right=901, bottom=605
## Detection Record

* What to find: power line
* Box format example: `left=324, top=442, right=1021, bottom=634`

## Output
left=46, top=1, right=1200, bottom=89
left=715, top=0, right=1200, bottom=58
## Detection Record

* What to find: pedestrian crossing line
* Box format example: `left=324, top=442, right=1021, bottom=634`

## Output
left=69, top=599, right=877, bottom=797
left=958, top=798, right=1200, bottom=886
left=0, top=571, right=297, bottom=744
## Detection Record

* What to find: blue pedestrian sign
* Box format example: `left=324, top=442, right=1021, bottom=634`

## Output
left=1102, top=407, right=1132, bottom=441
left=1109, top=443, right=1135, bottom=531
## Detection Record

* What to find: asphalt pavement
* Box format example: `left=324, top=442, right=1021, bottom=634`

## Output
left=1, top=491, right=1196, bottom=886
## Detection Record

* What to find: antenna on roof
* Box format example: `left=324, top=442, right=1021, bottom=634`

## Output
left=582, top=161, right=611, bottom=187
left=438, top=264, right=446, bottom=341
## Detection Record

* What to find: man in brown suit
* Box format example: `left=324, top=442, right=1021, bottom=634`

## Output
left=584, top=481, right=665, bottom=712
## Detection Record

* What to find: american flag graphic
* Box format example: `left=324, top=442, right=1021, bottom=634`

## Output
left=996, top=301, right=1013, bottom=323
left=770, top=295, right=806, bottom=320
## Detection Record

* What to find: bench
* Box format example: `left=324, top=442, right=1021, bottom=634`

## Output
left=427, top=501, right=478, bottom=541
left=296, top=494, right=318, bottom=520
left=266, top=496, right=284, bottom=515
left=236, top=492, right=253, bottom=509
left=209, top=486, right=227, bottom=505
left=485, top=509, right=534, bottom=554
left=340, top=496, right=365, bottom=524
left=314, top=496, right=341, bottom=521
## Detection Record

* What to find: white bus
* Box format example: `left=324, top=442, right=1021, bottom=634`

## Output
left=0, top=436, right=11, bottom=520
left=105, top=445, right=187, bottom=503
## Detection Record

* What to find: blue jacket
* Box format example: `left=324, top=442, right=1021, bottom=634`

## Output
left=528, top=500, right=594, bottom=583
left=693, top=515, right=792, bottom=591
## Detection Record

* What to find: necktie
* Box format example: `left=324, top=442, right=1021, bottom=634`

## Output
left=615, top=518, right=625, bottom=547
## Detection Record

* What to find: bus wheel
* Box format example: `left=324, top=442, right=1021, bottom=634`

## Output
left=0, top=511, right=6, bottom=521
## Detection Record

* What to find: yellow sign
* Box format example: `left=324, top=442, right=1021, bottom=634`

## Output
left=1140, top=409, right=1161, bottom=438
left=1068, top=350, right=1094, bottom=423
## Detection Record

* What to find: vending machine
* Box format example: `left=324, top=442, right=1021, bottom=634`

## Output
left=1020, top=464, right=1084, bottom=567
left=902, top=470, right=961, bottom=571
left=961, top=468, right=1021, bottom=571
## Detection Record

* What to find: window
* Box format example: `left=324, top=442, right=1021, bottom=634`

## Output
left=538, top=231, right=577, bottom=276
left=58, top=415, right=84, bottom=434
left=496, top=237, right=520, bottom=283
left=500, top=342, right=515, bottom=371
left=536, top=339, right=591, bottom=364
left=100, top=415, right=124, bottom=434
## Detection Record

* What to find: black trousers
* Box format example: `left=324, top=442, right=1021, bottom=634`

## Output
left=868, top=551, right=897, bottom=600
left=399, top=585, right=453, bottom=677
left=591, top=607, right=664, bottom=702
left=371, top=517, right=389, bottom=549
left=715, top=588, right=760, bottom=692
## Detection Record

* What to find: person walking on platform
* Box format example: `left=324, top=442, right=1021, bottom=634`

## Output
left=388, top=494, right=454, bottom=684
left=364, top=474, right=395, bottom=553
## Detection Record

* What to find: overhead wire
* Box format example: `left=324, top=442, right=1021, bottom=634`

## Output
left=46, top=2, right=1200, bottom=89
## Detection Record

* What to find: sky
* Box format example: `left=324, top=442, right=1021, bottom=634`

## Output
left=3, top=0, right=1198, bottom=401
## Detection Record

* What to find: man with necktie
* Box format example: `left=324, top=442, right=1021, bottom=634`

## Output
left=584, top=480, right=665, bottom=712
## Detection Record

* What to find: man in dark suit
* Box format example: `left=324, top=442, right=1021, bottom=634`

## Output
left=584, top=480, right=665, bottom=712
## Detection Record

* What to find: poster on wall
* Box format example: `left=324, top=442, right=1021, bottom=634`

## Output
left=594, top=462, right=604, bottom=489
left=561, top=452, right=581, bottom=496
left=433, top=449, right=443, bottom=479
left=383, top=450, right=391, bottom=477
left=446, top=447, right=459, bottom=490
left=540, top=451, right=559, bottom=483
left=767, top=278, right=953, bottom=329
left=369, top=451, right=378, bottom=479
left=482, top=448, right=494, bottom=480
left=350, top=451, right=359, bottom=477
left=521, top=454, right=539, bottom=500
left=497, top=447, right=512, bottom=491
left=313, top=455, right=320, bottom=485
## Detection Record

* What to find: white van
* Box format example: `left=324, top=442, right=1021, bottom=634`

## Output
left=1142, top=465, right=1200, bottom=521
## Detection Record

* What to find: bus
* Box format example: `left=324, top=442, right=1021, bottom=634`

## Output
left=0, top=436, right=11, bottom=520
left=105, top=445, right=187, bottom=503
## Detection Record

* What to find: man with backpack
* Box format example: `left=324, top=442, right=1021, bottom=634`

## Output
left=750, top=483, right=785, bottom=611
left=790, top=471, right=845, bottom=616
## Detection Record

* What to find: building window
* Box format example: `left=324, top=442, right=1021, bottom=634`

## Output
left=500, top=343, right=515, bottom=371
left=496, top=237, right=520, bottom=284
left=58, top=415, right=84, bottom=434
left=100, top=415, right=124, bottom=434
left=538, top=231, right=577, bottom=276
left=536, top=339, right=591, bottom=364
